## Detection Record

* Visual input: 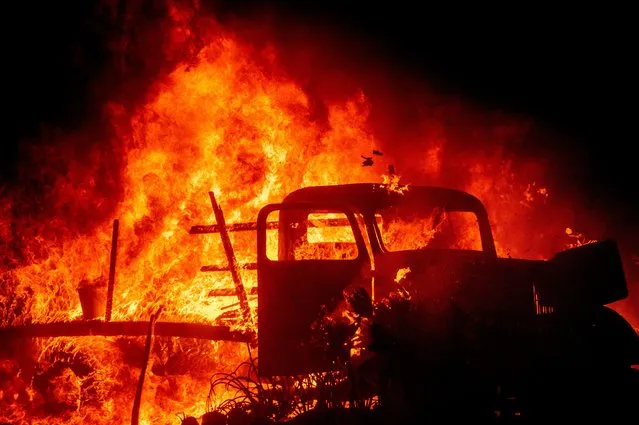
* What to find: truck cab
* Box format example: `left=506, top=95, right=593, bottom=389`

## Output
left=256, top=183, right=636, bottom=382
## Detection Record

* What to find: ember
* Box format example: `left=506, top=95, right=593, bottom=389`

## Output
left=1, top=1, right=637, bottom=424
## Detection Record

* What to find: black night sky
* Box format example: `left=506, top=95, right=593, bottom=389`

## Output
left=2, top=1, right=637, bottom=217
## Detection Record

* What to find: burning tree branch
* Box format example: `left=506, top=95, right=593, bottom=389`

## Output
left=206, top=344, right=351, bottom=423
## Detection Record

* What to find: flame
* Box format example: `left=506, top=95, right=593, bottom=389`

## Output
left=1, top=17, right=386, bottom=423
left=0, top=2, right=636, bottom=424
left=380, top=174, right=409, bottom=195
left=394, top=267, right=411, bottom=283
left=565, top=227, right=598, bottom=248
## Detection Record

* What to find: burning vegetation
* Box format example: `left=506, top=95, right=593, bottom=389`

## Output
left=1, top=1, right=638, bottom=424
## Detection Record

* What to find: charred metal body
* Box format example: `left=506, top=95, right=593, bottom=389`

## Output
left=256, top=183, right=639, bottom=420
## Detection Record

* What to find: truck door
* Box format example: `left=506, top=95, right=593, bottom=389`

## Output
left=256, top=202, right=371, bottom=377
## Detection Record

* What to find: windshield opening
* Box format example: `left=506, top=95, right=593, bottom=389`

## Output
left=374, top=205, right=482, bottom=252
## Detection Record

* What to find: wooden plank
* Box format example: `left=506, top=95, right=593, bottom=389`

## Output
left=208, top=287, right=257, bottom=297
left=105, top=219, right=119, bottom=322
left=189, top=218, right=351, bottom=234
left=190, top=221, right=277, bottom=235
left=208, top=192, right=253, bottom=326
left=0, top=321, right=254, bottom=342
left=131, top=307, right=162, bottom=425
left=200, top=263, right=257, bottom=272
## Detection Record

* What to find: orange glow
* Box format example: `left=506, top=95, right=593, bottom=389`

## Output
left=0, top=3, right=636, bottom=424
left=1, top=28, right=382, bottom=425
left=394, top=267, right=411, bottom=283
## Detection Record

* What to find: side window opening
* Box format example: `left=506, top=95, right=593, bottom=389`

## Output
left=265, top=210, right=360, bottom=261
left=376, top=209, right=482, bottom=252
left=296, top=212, right=358, bottom=260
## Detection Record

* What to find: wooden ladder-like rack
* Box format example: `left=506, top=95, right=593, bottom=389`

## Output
left=189, top=191, right=256, bottom=327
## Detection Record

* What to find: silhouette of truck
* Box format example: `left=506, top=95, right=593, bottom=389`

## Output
left=253, top=183, right=638, bottom=419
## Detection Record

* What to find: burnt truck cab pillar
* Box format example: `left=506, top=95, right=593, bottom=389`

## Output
left=256, top=201, right=372, bottom=376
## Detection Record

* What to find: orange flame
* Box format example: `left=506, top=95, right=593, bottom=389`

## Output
left=0, top=3, right=636, bottom=424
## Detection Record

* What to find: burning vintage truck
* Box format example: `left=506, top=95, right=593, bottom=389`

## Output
left=2, top=183, right=638, bottom=422
left=251, top=183, right=639, bottom=420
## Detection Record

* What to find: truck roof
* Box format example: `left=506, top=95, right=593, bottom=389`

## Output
left=282, top=183, right=489, bottom=216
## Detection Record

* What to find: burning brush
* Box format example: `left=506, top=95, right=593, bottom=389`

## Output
left=204, top=344, right=349, bottom=424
